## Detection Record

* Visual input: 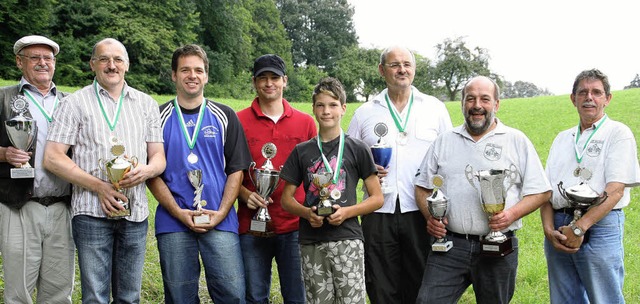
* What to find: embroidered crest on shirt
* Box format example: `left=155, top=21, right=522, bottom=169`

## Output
left=202, top=126, right=219, bottom=138
left=586, top=140, right=603, bottom=157
left=484, top=143, right=502, bottom=161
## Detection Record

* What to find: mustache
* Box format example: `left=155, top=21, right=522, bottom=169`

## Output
left=34, top=65, right=49, bottom=71
left=468, top=109, right=487, bottom=115
left=104, top=68, right=118, bottom=73
left=582, top=102, right=596, bottom=107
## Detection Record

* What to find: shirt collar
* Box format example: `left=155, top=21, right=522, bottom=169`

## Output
left=18, top=77, right=57, bottom=97
left=250, top=97, right=293, bottom=118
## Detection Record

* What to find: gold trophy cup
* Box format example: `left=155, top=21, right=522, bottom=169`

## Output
left=312, top=171, right=336, bottom=216
left=99, top=156, right=138, bottom=219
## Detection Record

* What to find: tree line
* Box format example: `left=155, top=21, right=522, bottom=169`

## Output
left=0, top=0, right=553, bottom=102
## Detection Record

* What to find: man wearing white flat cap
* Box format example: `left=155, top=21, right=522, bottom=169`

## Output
left=0, top=35, right=74, bottom=303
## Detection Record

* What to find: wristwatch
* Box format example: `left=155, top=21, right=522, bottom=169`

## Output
left=570, top=224, right=585, bottom=237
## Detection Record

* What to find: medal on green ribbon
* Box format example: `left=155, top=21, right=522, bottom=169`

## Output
left=573, top=114, right=607, bottom=180
left=94, top=80, right=125, bottom=156
left=317, top=130, right=345, bottom=199
left=384, top=90, right=414, bottom=145
left=173, top=97, right=206, bottom=164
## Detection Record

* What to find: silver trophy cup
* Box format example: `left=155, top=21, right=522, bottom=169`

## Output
left=370, top=122, right=393, bottom=193
left=557, top=181, right=607, bottom=227
left=466, top=164, right=518, bottom=257
left=248, top=143, right=281, bottom=236
left=5, top=96, right=37, bottom=178
left=427, top=175, right=452, bottom=252
left=99, top=156, right=138, bottom=219
left=312, top=171, right=335, bottom=216
left=188, top=169, right=210, bottom=225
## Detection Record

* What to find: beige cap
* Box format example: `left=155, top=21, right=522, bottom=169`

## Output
left=13, top=35, right=60, bottom=55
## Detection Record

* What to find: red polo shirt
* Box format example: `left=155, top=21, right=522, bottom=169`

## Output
left=237, top=98, right=317, bottom=234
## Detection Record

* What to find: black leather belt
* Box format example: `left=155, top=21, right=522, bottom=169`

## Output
left=32, top=196, right=71, bottom=207
left=447, top=230, right=515, bottom=241
left=555, top=208, right=576, bottom=215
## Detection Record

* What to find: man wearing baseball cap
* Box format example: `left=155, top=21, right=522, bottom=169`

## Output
left=237, top=54, right=316, bottom=303
left=0, top=35, right=73, bottom=303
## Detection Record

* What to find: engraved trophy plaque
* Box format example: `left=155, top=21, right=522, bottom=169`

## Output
left=370, top=122, right=393, bottom=194
left=466, top=164, right=518, bottom=257
left=187, top=169, right=210, bottom=225
left=5, top=96, right=37, bottom=178
left=312, top=171, right=336, bottom=216
left=248, top=143, right=281, bottom=237
left=99, top=156, right=138, bottom=219
left=427, top=175, right=452, bottom=252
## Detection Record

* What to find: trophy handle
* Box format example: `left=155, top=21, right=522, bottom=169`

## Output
left=248, top=161, right=256, bottom=187
left=129, top=156, right=139, bottom=168
left=504, top=164, right=519, bottom=191
left=557, top=182, right=569, bottom=200
left=465, top=165, right=477, bottom=190
left=593, top=191, right=608, bottom=208
left=98, top=158, right=109, bottom=177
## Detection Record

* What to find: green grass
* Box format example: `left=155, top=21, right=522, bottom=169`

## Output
left=1, top=79, right=639, bottom=303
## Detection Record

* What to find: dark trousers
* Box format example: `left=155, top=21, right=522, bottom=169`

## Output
left=362, top=201, right=430, bottom=304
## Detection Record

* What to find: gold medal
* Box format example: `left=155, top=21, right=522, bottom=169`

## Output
left=111, top=144, right=125, bottom=156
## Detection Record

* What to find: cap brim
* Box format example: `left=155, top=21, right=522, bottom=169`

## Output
left=254, top=67, right=284, bottom=77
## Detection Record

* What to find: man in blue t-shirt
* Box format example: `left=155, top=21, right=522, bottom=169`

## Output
left=147, top=44, right=251, bottom=303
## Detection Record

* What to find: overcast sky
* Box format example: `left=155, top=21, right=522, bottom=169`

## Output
left=348, top=0, right=639, bottom=95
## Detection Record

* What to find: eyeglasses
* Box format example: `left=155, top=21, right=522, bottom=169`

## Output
left=93, top=56, right=127, bottom=66
left=576, top=89, right=606, bottom=98
left=19, top=54, right=55, bottom=64
left=385, top=62, right=413, bottom=69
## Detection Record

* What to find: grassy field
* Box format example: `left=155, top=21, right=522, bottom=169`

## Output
left=1, top=79, right=639, bottom=303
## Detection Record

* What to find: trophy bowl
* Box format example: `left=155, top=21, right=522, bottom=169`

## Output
left=248, top=143, right=282, bottom=236
left=99, top=156, right=138, bottom=218
left=5, top=96, right=38, bottom=178
left=312, top=172, right=335, bottom=216
left=557, top=181, right=607, bottom=226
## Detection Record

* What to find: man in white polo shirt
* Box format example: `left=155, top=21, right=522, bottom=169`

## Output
left=414, top=76, right=551, bottom=303
left=541, top=69, right=640, bottom=303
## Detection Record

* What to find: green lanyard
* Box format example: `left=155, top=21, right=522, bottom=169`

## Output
left=23, top=89, right=58, bottom=122
left=574, top=114, right=607, bottom=164
left=173, top=97, right=206, bottom=150
left=94, top=80, right=124, bottom=132
left=384, top=90, right=414, bottom=133
left=317, top=130, right=345, bottom=184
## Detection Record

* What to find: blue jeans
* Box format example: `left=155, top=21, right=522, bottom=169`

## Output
left=544, top=209, right=625, bottom=304
left=240, top=231, right=305, bottom=304
left=72, top=215, right=148, bottom=304
left=157, top=230, right=246, bottom=304
left=416, top=234, right=519, bottom=304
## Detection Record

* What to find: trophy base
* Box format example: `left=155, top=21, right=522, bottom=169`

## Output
left=193, top=214, right=210, bottom=225
left=432, top=240, right=453, bottom=252
left=480, top=237, right=514, bottom=257
left=11, top=167, right=35, bottom=179
left=316, top=205, right=335, bottom=216
left=108, top=208, right=131, bottom=219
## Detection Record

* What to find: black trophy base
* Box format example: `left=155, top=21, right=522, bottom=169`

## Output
left=316, top=205, right=335, bottom=216
left=480, top=237, right=514, bottom=257
left=249, top=219, right=275, bottom=237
